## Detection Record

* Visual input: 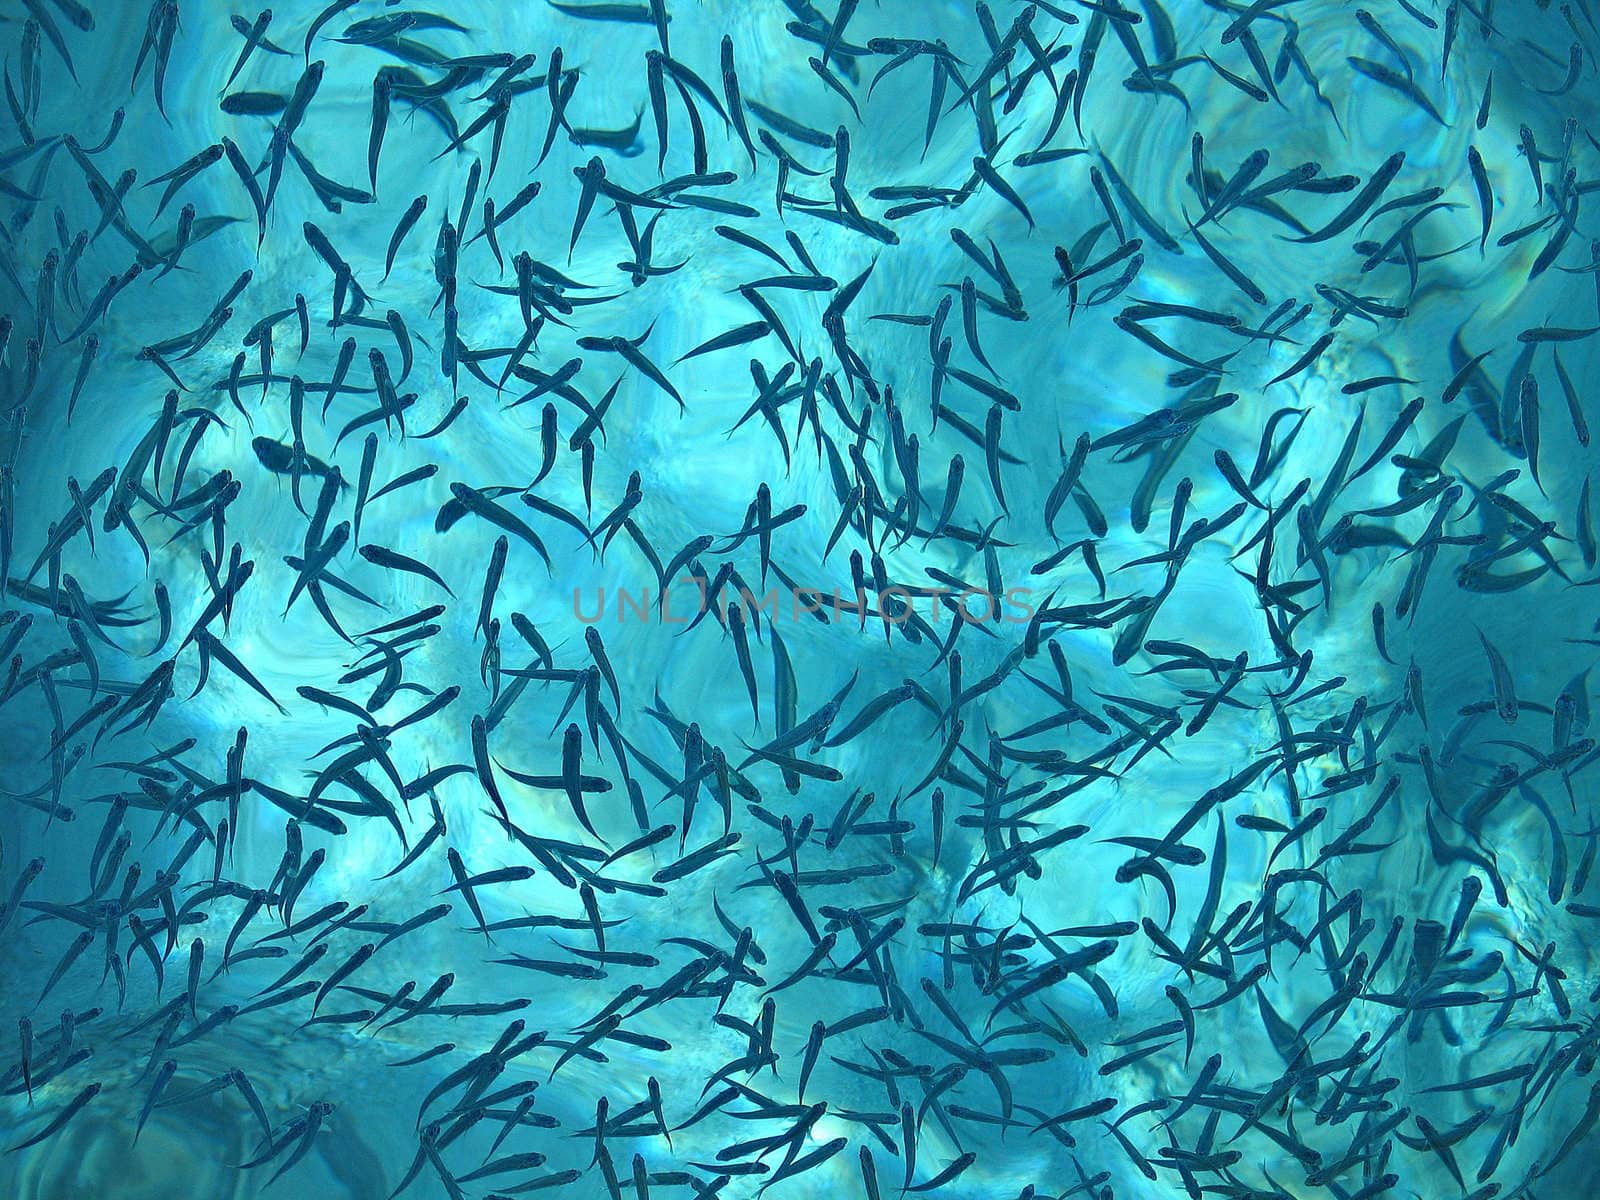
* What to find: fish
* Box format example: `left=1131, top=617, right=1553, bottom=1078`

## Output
left=223, top=10, right=276, bottom=91
left=1348, top=56, right=1445, bottom=123
left=1467, top=146, right=1492, bottom=253
left=6, top=1083, right=102, bottom=1154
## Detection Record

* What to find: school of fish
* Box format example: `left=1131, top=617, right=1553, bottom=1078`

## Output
left=1, top=0, right=1599, bottom=1197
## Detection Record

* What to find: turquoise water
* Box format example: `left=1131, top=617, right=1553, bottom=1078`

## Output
left=1, top=1, right=1598, bottom=1197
